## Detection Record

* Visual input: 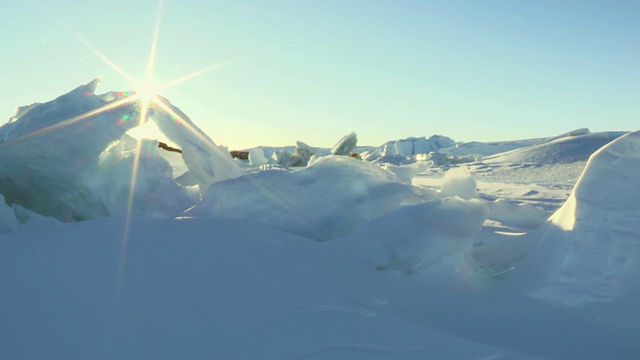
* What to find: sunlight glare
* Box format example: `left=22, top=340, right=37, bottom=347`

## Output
left=51, top=0, right=245, bottom=314
left=126, top=117, right=170, bottom=142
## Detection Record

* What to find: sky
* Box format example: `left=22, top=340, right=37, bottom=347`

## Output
left=1, top=0, right=638, bottom=150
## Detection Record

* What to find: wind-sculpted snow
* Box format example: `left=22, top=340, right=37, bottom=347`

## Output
left=0, top=80, right=238, bottom=223
left=190, top=156, right=439, bottom=241
left=485, top=198, right=549, bottom=229
left=379, top=161, right=433, bottom=184
left=0, top=214, right=553, bottom=360
left=514, top=130, right=640, bottom=305
left=340, top=197, right=488, bottom=274
left=483, top=131, right=624, bottom=165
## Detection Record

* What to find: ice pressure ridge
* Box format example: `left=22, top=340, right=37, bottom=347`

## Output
left=0, top=78, right=240, bottom=225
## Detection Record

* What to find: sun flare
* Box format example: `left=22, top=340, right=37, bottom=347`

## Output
left=57, top=0, right=245, bottom=312
left=34, top=0, right=249, bottom=315
left=133, top=81, right=161, bottom=104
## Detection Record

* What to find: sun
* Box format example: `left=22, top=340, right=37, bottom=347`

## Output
left=126, top=116, right=171, bottom=143
left=6, top=0, right=245, bottom=313
left=134, top=81, right=162, bottom=104
left=58, top=0, right=245, bottom=312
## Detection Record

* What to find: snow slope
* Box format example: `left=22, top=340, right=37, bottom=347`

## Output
left=0, top=214, right=548, bottom=360
left=514, top=130, right=640, bottom=306
left=482, top=131, right=625, bottom=165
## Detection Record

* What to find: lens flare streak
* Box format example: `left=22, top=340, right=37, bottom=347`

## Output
left=115, top=135, right=145, bottom=309
left=44, top=0, right=244, bottom=315
left=153, top=99, right=217, bottom=147
left=0, top=94, right=137, bottom=150
left=75, top=34, right=138, bottom=87
left=158, top=56, right=245, bottom=93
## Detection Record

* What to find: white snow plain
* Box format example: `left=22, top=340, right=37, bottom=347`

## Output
left=0, top=80, right=638, bottom=359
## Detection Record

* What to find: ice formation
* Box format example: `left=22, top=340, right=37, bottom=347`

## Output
left=151, top=95, right=242, bottom=190
left=380, top=161, right=433, bottom=184
left=439, top=165, right=478, bottom=200
left=0, top=79, right=239, bottom=223
left=274, top=140, right=318, bottom=167
left=190, top=155, right=438, bottom=241
left=515, top=130, right=640, bottom=305
left=362, top=134, right=455, bottom=162
left=331, top=132, right=358, bottom=155
left=248, top=148, right=269, bottom=167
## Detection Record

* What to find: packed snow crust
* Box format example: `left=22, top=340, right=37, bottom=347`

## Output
left=1, top=81, right=639, bottom=359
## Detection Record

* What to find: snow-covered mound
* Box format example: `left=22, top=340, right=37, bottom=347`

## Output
left=483, top=131, right=625, bottom=165
left=0, top=79, right=239, bottom=223
left=454, top=131, right=625, bottom=187
left=358, top=130, right=602, bottom=167
left=190, top=156, right=438, bottom=240
left=441, top=138, right=542, bottom=157
left=514, top=130, right=640, bottom=305
left=442, top=129, right=591, bottom=158
left=341, top=196, right=488, bottom=274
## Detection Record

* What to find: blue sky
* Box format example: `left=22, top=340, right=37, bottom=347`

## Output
left=1, top=0, right=638, bottom=149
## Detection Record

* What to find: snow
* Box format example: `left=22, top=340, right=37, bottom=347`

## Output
left=482, top=131, right=625, bottom=165
left=514, top=130, right=640, bottom=306
left=1, top=80, right=639, bottom=359
left=379, top=161, right=432, bottom=184
left=190, top=155, right=437, bottom=241
left=340, top=196, right=488, bottom=274
left=439, top=165, right=479, bottom=200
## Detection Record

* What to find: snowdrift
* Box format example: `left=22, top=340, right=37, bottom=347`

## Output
left=483, top=131, right=625, bottom=165
left=515, top=130, right=640, bottom=305
left=190, top=155, right=438, bottom=241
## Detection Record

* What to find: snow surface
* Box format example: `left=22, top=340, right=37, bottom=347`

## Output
left=514, top=130, right=640, bottom=306
left=1, top=81, right=639, bottom=359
